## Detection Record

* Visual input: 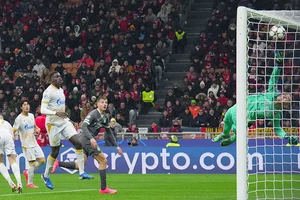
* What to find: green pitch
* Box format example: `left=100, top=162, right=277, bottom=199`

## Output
left=0, top=174, right=299, bottom=200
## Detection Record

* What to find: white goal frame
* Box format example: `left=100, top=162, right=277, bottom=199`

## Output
left=236, top=6, right=300, bottom=200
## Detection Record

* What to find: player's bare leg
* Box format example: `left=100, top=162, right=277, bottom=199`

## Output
left=94, top=153, right=117, bottom=194
left=0, top=154, right=17, bottom=192
left=42, top=146, right=59, bottom=190
left=7, top=154, right=22, bottom=193
left=69, top=135, right=93, bottom=179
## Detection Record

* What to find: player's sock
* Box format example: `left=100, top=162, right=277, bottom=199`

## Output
left=75, top=149, right=85, bottom=175
left=35, top=161, right=42, bottom=170
left=44, top=155, right=55, bottom=178
left=99, top=169, right=107, bottom=190
left=28, top=165, right=35, bottom=184
left=0, top=163, right=14, bottom=186
left=11, top=163, right=22, bottom=186
left=59, top=161, right=76, bottom=169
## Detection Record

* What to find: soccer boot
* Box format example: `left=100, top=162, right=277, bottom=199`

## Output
left=11, top=183, right=17, bottom=193
left=100, top=187, right=117, bottom=194
left=27, top=183, right=39, bottom=188
left=51, top=160, right=59, bottom=173
left=79, top=172, right=94, bottom=180
left=16, top=184, right=22, bottom=194
left=41, top=174, right=54, bottom=190
left=212, top=133, right=230, bottom=142
left=221, top=134, right=236, bottom=146
left=23, top=169, right=28, bottom=184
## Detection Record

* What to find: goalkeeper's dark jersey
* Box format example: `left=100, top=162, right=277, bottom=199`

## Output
left=81, top=109, right=118, bottom=146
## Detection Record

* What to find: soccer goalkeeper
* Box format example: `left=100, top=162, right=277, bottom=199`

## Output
left=213, top=52, right=299, bottom=146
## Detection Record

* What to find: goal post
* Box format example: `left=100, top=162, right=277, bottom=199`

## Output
left=236, top=6, right=300, bottom=200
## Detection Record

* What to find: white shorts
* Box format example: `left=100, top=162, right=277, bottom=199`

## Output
left=0, top=134, right=16, bottom=155
left=46, top=121, right=78, bottom=147
left=22, top=146, right=45, bottom=161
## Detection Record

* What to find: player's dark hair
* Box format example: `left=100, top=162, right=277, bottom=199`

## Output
left=97, top=96, right=107, bottom=102
left=49, top=71, right=59, bottom=80
left=19, top=99, right=30, bottom=108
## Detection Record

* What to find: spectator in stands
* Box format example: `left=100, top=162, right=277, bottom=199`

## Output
left=109, top=59, right=121, bottom=73
left=123, top=93, right=137, bottom=125
left=32, top=59, right=46, bottom=77
left=191, top=109, right=209, bottom=127
left=159, top=110, right=172, bottom=128
left=70, top=104, right=81, bottom=124
left=116, top=113, right=127, bottom=127
left=77, top=53, right=94, bottom=68
left=189, top=100, right=200, bottom=118
left=126, top=124, right=139, bottom=134
left=110, top=118, right=123, bottom=139
left=164, top=90, right=176, bottom=107
left=178, top=107, right=193, bottom=127
left=207, top=108, right=219, bottom=128
left=173, top=99, right=184, bottom=118
left=207, top=81, right=220, bottom=98
left=148, top=121, right=161, bottom=133
left=55, top=61, right=65, bottom=75
left=170, top=120, right=181, bottom=132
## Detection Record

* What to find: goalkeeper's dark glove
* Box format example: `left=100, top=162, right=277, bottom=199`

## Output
left=284, top=135, right=299, bottom=145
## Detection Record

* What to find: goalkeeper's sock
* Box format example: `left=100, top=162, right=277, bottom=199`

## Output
left=59, top=161, right=76, bottom=169
left=75, top=149, right=85, bottom=175
left=99, top=169, right=107, bottom=190
left=11, top=162, right=22, bottom=186
left=28, top=165, right=35, bottom=184
left=0, top=163, right=14, bottom=186
left=44, top=155, right=55, bottom=178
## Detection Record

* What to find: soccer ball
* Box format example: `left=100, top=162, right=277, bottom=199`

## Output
left=269, top=25, right=286, bottom=40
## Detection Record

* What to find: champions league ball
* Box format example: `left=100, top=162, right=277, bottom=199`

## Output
left=269, top=25, right=286, bottom=40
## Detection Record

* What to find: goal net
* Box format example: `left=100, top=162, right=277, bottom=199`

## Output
left=236, top=7, right=300, bottom=200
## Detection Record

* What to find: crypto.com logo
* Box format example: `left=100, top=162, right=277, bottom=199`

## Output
left=60, top=148, right=78, bottom=174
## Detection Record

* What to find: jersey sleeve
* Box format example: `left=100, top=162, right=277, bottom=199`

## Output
left=12, top=116, right=20, bottom=131
left=41, top=89, right=56, bottom=115
left=273, top=112, right=286, bottom=138
left=82, top=112, right=95, bottom=139
left=267, top=66, right=281, bottom=94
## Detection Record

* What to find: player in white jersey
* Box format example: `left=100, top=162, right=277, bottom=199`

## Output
left=40, top=71, right=93, bottom=190
left=0, top=114, right=22, bottom=193
left=13, top=100, right=45, bottom=188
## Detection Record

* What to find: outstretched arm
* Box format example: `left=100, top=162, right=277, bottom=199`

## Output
left=267, top=51, right=283, bottom=94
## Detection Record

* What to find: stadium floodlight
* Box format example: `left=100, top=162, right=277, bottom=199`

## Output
left=236, top=6, right=300, bottom=200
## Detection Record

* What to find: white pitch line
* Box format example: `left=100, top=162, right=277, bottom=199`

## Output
left=0, top=188, right=98, bottom=197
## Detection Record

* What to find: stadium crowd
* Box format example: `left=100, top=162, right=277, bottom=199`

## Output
left=0, top=0, right=188, bottom=131
left=0, top=0, right=299, bottom=136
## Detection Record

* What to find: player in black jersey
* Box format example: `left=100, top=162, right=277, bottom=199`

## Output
left=52, top=96, right=123, bottom=194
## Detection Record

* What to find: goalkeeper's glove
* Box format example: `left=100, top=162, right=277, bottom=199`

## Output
left=284, top=135, right=299, bottom=145
left=275, top=51, right=284, bottom=63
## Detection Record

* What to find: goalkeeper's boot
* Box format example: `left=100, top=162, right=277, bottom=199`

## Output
left=212, top=133, right=229, bottom=142
left=41, top=174, right=54, bottom=190
left=287, top=136, right=299, bottom=146
left=51, top=160, right=59, bottom=173
left=79, top=172, right=94, bottom=180
left=100, top=187, right=117, bottom=194
left=221, top=134, right=236, bottom=146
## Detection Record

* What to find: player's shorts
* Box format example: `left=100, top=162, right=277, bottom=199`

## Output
left=0, top=134, right=16, bottom=155
left=79, top=134, right=102, bottom=157
left=46, top=121, right=78, bottom=147
left=22, top=146, right=45, bottom=161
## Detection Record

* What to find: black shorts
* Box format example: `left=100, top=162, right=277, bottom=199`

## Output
left=80, top=135, right=102, bottom=157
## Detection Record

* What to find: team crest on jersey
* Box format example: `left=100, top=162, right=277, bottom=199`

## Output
left=24, top=124, right=34, bottom=130
left=56, top=98, right=65, bottom=105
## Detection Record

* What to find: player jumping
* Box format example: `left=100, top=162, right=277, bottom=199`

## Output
left=213, top=52, right=299, bottom=146
left=41, top=71, right=93, bottom=190
left=13, top=100, right=46, bottom=188
left=0, top=114, right=22, bottom=193
left=51, top=96, right=123, bottom=194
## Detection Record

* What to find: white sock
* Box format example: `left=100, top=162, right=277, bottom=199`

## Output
left=44, top=156, right=55, bottom=178
left=11, top=163, right=22, bottom=186
left=28, top=165, right=35, bottom=184
left=75, top=149, right=84, bottom=175
left=0, top=163, right=14, bottom=186
left=35, top=161, right=43, bottom=170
